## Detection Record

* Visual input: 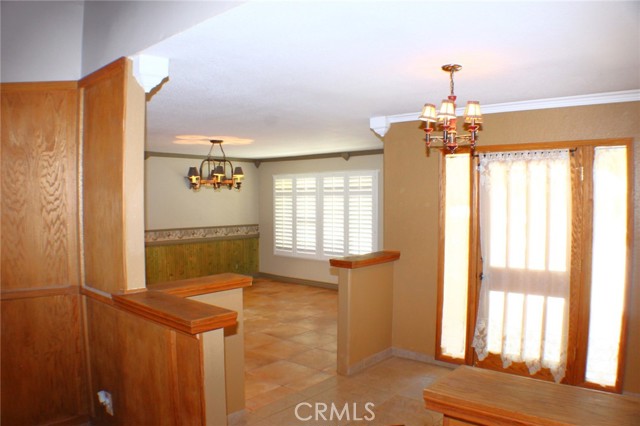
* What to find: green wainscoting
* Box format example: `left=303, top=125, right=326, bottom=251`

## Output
left=145, top=237, right=259, bottom=285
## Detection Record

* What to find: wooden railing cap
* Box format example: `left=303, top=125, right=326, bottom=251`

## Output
left=113, top=290, right=237, bottom=335
left=150, top=272, right=253, bottom=297
left=329, top=250, right=401, bottom=269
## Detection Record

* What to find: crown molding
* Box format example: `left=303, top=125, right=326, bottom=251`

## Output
left=131, top=54, right=169, bottom=93
left=370, top=90, right=640, bottom=137
left=145, top=148, right=384, bottom=165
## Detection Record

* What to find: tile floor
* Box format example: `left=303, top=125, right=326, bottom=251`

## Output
left=233, top=279, right=451, bottom=426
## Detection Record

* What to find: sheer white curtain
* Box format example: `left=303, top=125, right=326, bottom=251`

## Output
left=472, top=150, right=571, bottom=383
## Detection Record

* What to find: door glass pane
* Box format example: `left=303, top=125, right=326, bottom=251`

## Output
left=586, top=146, right=628, bottom=386
left=441, top=154, right=470, bottom=359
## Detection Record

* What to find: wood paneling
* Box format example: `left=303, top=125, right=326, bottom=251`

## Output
left=80, top=59, right=127, bottom=293
left=86, top=297, right=203, bottom=425
left=145, top=237, right=259, bottom=285
left=1, top=82, right=80, bottom=290
left=173, top=331, right=205, bottom=424
left=1, top=294, right=87, bottom=425
left=1, top=82, right=87, bottom=425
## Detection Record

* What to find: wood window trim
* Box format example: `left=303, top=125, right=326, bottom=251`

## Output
left=435, top=137, right=634, bottom=394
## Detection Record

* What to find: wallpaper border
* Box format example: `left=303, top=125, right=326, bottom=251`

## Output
left=145, top=224, right=259, bottom=245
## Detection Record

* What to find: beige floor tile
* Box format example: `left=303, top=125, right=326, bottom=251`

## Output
left=289, top=348, right=336, bottom=370
left=261, top=323, right=311, bottom=339
left=244, top=380, right=282, bottom=400
left=320, top=340, right=338, bottom=353
left=284, top=371, right=334, bottom=392
left=294, top=317, right=332, bottom=330
left=250, top=339, right=312, bottom=360
left=243, top=317, right=277, bottom=332
left=244, top=332, right=282, bottom=350
left=246, top=360, right=320, bottom=386
left=354, top=394, right=444, bottom=426
left=242, top=281, right=452, bottom=426
left=245, top=385, right=297, bottom=412
left=288, top=330, right=336, bottom=347
left=245, top=351, right=280, bottom=371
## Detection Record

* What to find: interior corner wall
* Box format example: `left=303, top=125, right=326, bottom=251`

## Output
left=258, top=154, right=384, bottom=285
left=144, top=156, right=260, bottom=230
left=80, top=1, right=244, bottom=77
left=383, top=101, right=640, bottom=393
left=0, top=1, right=84, bottom=82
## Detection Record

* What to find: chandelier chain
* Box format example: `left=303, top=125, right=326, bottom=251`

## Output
left=449, top=69, right=455, bottom=97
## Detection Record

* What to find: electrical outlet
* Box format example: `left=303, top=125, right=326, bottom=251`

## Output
left=97, top=390, right=114, bottom=416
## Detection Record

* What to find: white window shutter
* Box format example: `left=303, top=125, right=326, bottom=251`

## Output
left=347, top=175, right=374, bottom=255
left=295, top=177, right=317, bottom=254
left=274, top=170, right=378, bottom=259
left=322, top=176, right=345, bottom=256
left=274, top=177, right=293, bottom=252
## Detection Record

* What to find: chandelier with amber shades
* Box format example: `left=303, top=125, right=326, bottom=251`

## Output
left=418, top=64, right=482, bottom=155
left=186, top=140, right=244, bottom=191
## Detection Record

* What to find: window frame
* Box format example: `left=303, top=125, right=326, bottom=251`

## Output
left=435, top=138, right=634, bottom=393
left=273, top=170, right=380, bottom=260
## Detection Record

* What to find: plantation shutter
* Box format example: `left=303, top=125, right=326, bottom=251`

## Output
left=347, top=174, right=374, bottom=255
left=274, top=177, right=293, bottom=251
left=322, top=176, right=345, bottom=256
left=274, top=170, right=378, bottom=258
left=295, top=177, right=317, bottom=254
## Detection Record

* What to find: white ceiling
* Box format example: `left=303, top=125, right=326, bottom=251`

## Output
left=141, top=1, right=640, bottom=159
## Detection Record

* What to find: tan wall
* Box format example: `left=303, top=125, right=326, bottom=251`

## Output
left=192, top=289, right=245, bottom=414
left=337, top=263, right=394, bottom=374
left=384, top=101, right=640, bottom=393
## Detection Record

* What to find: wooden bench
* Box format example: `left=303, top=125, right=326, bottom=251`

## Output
left=423, top=366, right=640, bottom=425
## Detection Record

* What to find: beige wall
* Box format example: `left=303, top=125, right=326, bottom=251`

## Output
left=384, top=101, right=640, bottom=393
left=144, top=156, right=259, bottom=230
left=124, top=66, right=147, bottom=291
left=191, top=289, right=245, bottom=415
left=258, top=154, right=384, bottom=284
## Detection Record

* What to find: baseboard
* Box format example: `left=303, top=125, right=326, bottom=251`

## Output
left=391, top=348, right=457, bottom=370
left=344, top=348, right=393, bottom=375
left=254, top=272, right=338, bottom=290
left=227, top=409, right=246, bottom=424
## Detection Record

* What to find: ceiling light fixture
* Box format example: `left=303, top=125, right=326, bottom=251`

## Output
left=186, top=140, right=244, bottom=191
left=418, top=64, right=482, bottom=155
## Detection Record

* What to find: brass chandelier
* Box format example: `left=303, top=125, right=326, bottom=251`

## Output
left=418, top=64, right=482, bottom=155
left=186, top=140, right=244, bottom=191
